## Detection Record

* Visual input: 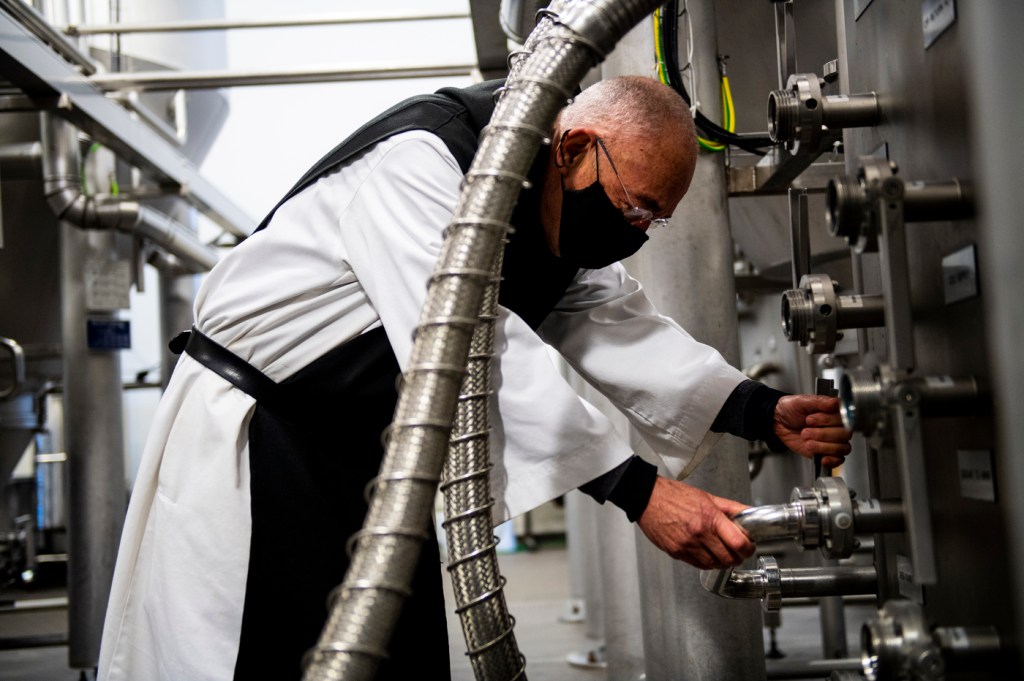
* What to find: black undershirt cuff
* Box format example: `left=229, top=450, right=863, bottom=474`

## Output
left=710, top=379, right=789, bottom=453
left=578, top=455, right=658, bottom=523
left=577, top=380, right=788, bottom=523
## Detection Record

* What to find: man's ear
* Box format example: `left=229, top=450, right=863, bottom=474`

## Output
left=557, top=128, right=597, bottom=169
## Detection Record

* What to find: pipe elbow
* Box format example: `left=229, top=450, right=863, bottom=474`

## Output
left=44, top=185, right=89, bottom=225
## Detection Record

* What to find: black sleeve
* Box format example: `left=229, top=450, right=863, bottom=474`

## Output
left=710, top=379, right=789, bottom=453
left=577, top=380, right=787, bottom=522
left=578, top=455, right=659, bottom=523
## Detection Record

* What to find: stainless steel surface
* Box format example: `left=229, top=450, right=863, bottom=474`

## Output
left=89, top=63, right=478, bottom=93
left=782, top=273, right=885, bottom=355
left=607, top=1, right=766, bottom=677
left=66, top=10, right=469, bottom=35
left=0, top=10, right=253, bottom=237
left=40, top=116, right=219, bottom=272
left=60, top=220, right=126, bottom=669
left=789, top=188, right=810, bottom=287
left=768, top=73, right=879, bottom=152
left=963, top=1, right=1024, bottom=670
left=861, top=600, right=943, bottom=681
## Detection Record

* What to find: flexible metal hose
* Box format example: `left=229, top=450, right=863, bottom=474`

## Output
left=302, top=2, right=664, bottom=679
left=438, top=8, right=562, bottom=680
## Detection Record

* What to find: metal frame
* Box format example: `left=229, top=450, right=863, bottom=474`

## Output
left=0, top=9, right=253, bottom=237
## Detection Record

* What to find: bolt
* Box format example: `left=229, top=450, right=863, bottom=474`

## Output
left=835, top=512, right=852, bottom=530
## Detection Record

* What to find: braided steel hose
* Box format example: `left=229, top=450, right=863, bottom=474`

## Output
left=438, top=8, right=562, bottom=681
left=302, top=2, right=663, bottom=679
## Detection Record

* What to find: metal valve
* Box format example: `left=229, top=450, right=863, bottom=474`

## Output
left=862, top=600, right=1001, bottom=681
left=836, top=359, right=985, bottom=445
left=768, top=73, right=880, bottom=152
left=782, top=274, right=885, bottom=354
left=826, top=161, right=974, bottom=253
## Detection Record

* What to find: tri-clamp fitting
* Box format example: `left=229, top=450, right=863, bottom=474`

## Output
left=768, top=73, right=880, bottom=152
left=782, top=274, right=885, bottom=354
left=701, top=477, right=903, bottom=610
left=837, top=360, right=985, bottom=444
left=862, top=600, right=1001, bottom=681
left=826, top=160, right=974, bottom=253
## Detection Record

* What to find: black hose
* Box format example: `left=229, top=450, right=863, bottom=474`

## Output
left=663, top=0, right=773, bottom=154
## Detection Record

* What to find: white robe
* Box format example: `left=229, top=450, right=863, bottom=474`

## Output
left=98, top=130, right=745, bottom=680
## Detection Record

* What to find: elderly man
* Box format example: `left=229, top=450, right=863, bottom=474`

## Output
left=98, top=76, right=850, bottom=681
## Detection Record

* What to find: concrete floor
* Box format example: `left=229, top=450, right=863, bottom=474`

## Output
left=0, top=546, right=868, bottom=680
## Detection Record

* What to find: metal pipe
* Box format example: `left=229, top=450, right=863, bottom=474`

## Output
left=700, top=504, right=804, bottom=597
left=0, top=0, right=96, bottom=75
left=765, top=657, right=862, bottom=680
left=303, top=2, right=664, bottom=679
left=40, top=115, right=219, bottom=272
left=778, top=566, right=877, bottom=598
left=89, top=63, right=477, bottom=93
left=0, top=141, right=42, bottom=173
left=852, top=499, right=905, bottom=535
left=619, top=0, right=765, bottom=675
left=66, top=10, right=470, bottom=35
left=61, top=214, right=126, bottom=670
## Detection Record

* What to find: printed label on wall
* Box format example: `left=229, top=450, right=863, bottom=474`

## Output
left=86, top=319, right=131, bottom=351
left=958, top=449, right=996, bottom=502
left=922, top=0, right=957, bottom=49
left=942, top=243, right=978, bottom=305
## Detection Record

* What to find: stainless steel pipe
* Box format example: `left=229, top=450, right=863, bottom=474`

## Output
left=40, top=115, right=219, bottom=273
left=89, top=64, right=478, bottom=93
left=66, top=10, right=469, bottom=35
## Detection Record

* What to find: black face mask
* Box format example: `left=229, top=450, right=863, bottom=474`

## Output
left=558, top=177, right=650, bottom=269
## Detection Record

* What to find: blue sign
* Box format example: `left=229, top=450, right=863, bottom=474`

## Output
left=86, top=319, right=131, bottom=351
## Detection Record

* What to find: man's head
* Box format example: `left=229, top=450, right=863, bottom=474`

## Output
left=539, top=76, right=698, bottom=266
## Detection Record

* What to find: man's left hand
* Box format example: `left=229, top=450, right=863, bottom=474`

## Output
left=773, top=395, right=852, bottom=469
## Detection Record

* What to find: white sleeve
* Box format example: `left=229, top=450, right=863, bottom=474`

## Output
left=339, top=132, right=634, bottom=522
left=538, top=263, right=748, bottom=478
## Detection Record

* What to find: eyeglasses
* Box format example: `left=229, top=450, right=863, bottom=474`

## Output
left=594, top=137, right=670, bottom=230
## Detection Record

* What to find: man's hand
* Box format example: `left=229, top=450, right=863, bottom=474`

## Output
left=637, top=477, right=755, bottom=569
left=774, top=394, right=852, bottom=469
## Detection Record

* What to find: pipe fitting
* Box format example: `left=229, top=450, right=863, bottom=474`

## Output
left=705, top=555, right=877, bottom=614
left=782, top=274, right=885, bottom=354
left=768, top=73, right=879, bottom=152
left=39, top=114, right=219, bottom=272
left=862, top=600, right=1001, bottom=681
left=702, top=478, right=903, bottom=602
left=837, top=360, right=987, bottom=442
left=827, top=159, right=975, bottom=253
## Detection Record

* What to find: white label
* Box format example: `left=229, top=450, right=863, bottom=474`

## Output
left=858, top=498, right=882, bottom=514
left=958, top=449, right=996, bottom=502
left=897, top=554, right=925, bottom=603
left=85, top=258, right=132, bottom=311
left=925, top=375, right=955, bottom=389
left=942, top=243, right=978, bottom=305
left=845, top=295, right=865, bottom=308
left=948, top=627, right=970, bottom=650
left=922, top=0, right=957, bottom=49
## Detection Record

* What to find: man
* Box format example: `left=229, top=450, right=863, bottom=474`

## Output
left=98, top=76, right=850, bottom=681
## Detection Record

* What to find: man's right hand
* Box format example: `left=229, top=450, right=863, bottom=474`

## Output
left=636, top=477, right=755, bottom=569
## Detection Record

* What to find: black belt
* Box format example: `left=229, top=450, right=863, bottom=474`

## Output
left=169, top=327, right=281, bottom=408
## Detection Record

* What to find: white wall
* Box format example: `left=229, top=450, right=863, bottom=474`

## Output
left=117, top=0, right=477, bottom=483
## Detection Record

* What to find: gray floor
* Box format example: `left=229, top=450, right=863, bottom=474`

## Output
left=1, top=546, right=867, bottom=680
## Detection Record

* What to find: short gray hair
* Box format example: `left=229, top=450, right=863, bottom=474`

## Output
left=557, top=75, right=695, bottom=145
